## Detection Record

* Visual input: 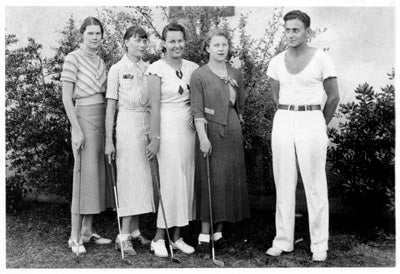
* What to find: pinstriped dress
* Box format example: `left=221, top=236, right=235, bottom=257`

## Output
left=106, top=55, right=155, bottom=217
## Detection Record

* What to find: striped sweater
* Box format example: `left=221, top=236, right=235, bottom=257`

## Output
left=61, top=48, right=107, bottom=99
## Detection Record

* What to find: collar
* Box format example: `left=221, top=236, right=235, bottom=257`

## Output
left=122, top=54, right=145, bottom=69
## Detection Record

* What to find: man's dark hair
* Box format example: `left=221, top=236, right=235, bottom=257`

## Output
left=283, top=10, right=311, bottom=28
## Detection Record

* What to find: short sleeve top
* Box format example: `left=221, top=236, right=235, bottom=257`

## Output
left=146, top=59, right=199, bottom=104
left=266, top=49, right=336, bottom=105
left=60, top=49, right=107, bottom=99
left=106, top=55, right=150, bottom=110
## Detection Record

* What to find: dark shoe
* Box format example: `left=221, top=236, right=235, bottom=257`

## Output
left=214, top=238, right=227, bottom=250
left=197, top=241, right=211, bottom=253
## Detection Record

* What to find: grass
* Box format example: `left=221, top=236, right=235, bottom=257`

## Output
left=6, top=201, right=395, bottom=268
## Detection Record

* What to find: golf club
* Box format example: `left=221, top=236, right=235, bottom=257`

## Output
left=107, top=159, right=132, bottom=264
left=146, top=134, right=181, bottom=264
left=76, top=149, right=82, bottom=261
left=205, top=126, right=225, bottom=267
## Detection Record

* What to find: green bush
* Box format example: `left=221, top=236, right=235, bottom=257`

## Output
left=328, top=71, right=395, bottom=212
left=5, top=7, right=326, bottom=209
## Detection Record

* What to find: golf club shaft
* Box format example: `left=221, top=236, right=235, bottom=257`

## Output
left=77, top=150, right=82, bottom=257
left=206, top=155, right=216, bottom=258
left=205, top=124, right=224, bottom=267
left=108, top=161, right=125, bottom=259
left=149, top=157, right=175, bottom=258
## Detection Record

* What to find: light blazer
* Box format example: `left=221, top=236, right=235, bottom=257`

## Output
left=190, top=64, right=245, bottom=126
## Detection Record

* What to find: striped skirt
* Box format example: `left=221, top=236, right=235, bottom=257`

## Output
left=71, top=103, right=114, bottom=214
left=115, top=110, right=155, bottom=216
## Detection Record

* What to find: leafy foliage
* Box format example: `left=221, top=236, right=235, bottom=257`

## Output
left=6, top=7, right=327, bottom=209
left=328, top=71, right=395, bottom=212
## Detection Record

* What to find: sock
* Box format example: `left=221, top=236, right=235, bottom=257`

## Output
left=213, top=232, right=222, bottom=241
left=198, top=233, right=210, bottom=243
left=118, top=233, right=130, bottom=241
left=131, top=229, right=140, bottom=238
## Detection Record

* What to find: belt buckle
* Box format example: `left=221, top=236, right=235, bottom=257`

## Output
left=292, top=105, right=299, bottom=111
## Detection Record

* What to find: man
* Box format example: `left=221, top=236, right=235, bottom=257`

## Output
left=266, top=10, right=340, bottom=262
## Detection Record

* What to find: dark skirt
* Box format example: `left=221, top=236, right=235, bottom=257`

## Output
left=71, top=103, right=114, bottom=214
left=195, top=105, right=250, bottom=223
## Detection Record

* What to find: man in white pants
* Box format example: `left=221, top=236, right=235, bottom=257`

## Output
left=265, top=10, right=340, bottom=262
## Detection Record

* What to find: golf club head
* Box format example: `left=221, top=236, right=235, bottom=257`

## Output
left=121, top=258, right=132, bottom=265
left=213, top=259, right=225, bottom=267
left=172, top=257, right=182, bottom=264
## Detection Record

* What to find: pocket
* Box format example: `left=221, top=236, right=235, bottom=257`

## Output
left=120, top=79, right=134, bottom=90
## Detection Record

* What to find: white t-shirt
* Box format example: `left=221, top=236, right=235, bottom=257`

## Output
left=266, top=49, right=336, bottom=105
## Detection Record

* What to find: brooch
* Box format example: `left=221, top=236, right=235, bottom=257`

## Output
left=221, top=76, right=238, bottom=87
left=123, top=74, right=134, bottom=79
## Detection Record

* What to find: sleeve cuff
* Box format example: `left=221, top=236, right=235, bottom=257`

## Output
left=194, top=118, right=207, bottom=124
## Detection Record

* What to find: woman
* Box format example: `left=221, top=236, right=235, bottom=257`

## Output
left=190, top=28, right=250, bottom=251
left=105, top=26, right=155, bottom=256
left=61, top=17, right=112, bottom=255
left=146, top=23, right=198, bottom=257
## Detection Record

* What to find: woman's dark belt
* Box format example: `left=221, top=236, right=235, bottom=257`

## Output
left=278, top=104, right=321, bottom=111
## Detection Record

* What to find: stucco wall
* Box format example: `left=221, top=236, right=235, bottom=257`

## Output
left=5, top=6, right=395, bottom=106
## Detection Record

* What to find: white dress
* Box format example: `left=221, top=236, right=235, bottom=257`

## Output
left=146, top=59, right=198, bottom=228
left=106, top=55, right=155, bottom=217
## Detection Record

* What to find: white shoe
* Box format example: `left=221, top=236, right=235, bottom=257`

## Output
left=150, top=239, right=168, bottom=257
left=312, top=251, right=327, bottom=262
left=266, top=246, right=283, bottom=257
left=171, top=238, right=195, bottom=254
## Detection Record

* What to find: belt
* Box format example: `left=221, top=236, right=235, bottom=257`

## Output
left=118, top=107, right=149, bottom=112
left=278, top=104, right=321, bottom=111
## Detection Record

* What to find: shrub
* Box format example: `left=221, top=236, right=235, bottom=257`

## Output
left=327, top=71, right=395, bottom=212
left=5, top=7, right=326, bottom=208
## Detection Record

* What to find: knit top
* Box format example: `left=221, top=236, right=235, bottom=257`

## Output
left=61, top=48, right=107, bottom=99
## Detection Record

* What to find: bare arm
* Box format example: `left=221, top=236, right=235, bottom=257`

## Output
left=62, top=81, right=84, bottom=151
left=323, top=77, right=340, bottom=125
left=270, top=78, right=280, bottom=108
left=105, top=99, right=117, bottom=164
left=147, top=74, right=161, bottom=159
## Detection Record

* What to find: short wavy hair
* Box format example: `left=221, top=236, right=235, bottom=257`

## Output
left=283, top=10, right=311, bottom=29
left=80, top=17, right=104, bottom=38
left=202, top=28, right=231, bottom=53
left=161, top=23, right=186, bottom=41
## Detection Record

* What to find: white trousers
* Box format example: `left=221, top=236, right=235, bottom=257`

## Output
left=271, top=109, right=329, bottom=253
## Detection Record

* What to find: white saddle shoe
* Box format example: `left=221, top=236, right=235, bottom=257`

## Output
left=266, top=246, right=284, bottom=257
left=150, top=239, right=168, bottom=258
left=171, top=238, right=195, bottom=254
left=312, top=251, right=327, bottom=262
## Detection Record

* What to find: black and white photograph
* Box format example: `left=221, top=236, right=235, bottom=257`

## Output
left=2, top=0, right=398, bottom=271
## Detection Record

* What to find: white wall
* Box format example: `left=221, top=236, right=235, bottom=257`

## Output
left=5, top=6, right=396, bottom=106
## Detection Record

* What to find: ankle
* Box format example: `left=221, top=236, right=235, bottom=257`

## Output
left=213, top=232, right=223, bottom=241
left=198, top=233, right=210, bottom=243
left=118, top=234, right=130, bottom=241
left=131, top=229, right=140, bottom=238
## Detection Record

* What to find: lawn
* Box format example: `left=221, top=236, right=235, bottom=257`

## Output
left=6, top=201, right=395, bottom=268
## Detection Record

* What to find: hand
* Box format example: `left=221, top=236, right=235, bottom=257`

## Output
left=199, top=137, right=212, bottom=157
left=146, top=139, right=160, bottom=160
left=239, top=114, right=245, bottom=124
left=72, top=129, right=85, bottom=151
left=105, top=141, right=115, bottom=165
